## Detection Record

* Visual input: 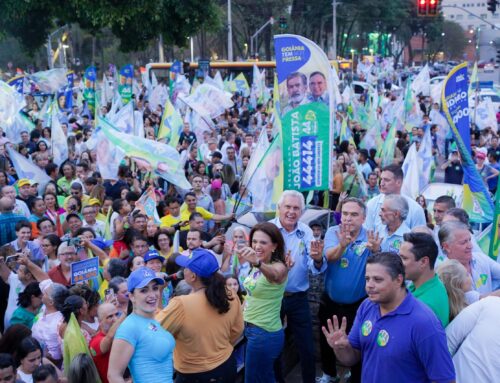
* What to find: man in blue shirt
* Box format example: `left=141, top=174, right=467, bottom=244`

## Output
left=269, top=190, right=326, bottom=383
left=0, top=197, right=27, bottom=246
left=319, top=197, right=378, bottom=383
left=322, top=252, right=455, bottom=383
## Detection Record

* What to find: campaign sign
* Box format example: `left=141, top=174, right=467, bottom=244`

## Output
left=71, top=257, right=99, bottom=285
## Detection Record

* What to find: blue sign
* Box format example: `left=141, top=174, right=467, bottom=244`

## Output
left=70, top=257, right=99, bottom=285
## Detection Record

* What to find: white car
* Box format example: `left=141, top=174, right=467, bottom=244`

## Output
left=484, top=63, right=495, bottom=73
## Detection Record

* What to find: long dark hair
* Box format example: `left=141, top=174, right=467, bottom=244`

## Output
left=17, top=282, right=41, bottom=308
left=249, top=222, right=286, bottom=264
left=200, top=272, right=232, bottom=314
left=15, top=336, right=42, bottom=367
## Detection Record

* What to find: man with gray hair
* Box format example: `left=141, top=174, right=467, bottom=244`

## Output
left=377, top=194, right=410, bottom=254
left=282, top=72, right=310, bottom=114
left=269, top=190, right=326, bottom=383
left=48, top=242, right=78, bottom=287
left=438, top=220, right=500, bottom=302
left=0, top=197, right=27, bottom=246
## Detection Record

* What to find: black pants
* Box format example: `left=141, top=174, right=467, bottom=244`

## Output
left=174, top=354, right=236, bottom=383
left=318, top=293, right=364, bottom=383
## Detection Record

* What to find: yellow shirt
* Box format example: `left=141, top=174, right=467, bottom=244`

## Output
left=178, top=205, right=214, bottom=230
left=160, top=214, right=182, bottom=228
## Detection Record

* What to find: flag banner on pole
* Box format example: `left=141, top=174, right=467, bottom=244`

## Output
left=29, top=68, right=68, bottom=94
left=134, top=186, right=161, bottom=225
left=118, top=64, right=134, bottom=105
left=83, top=66, right=96, bottom=114
left=487, top=176, right=500, bottom=260
left=180, top=83, right=233, bottom=119
left=98, top=117, right=191, bottom=190
left=56, top=71, right=74, bottom=112
left=50, top=102, right=69, bottom=165
left=7, top=146, right=51, bottom=191
left=0, top=80, right=26, bottom=126
left=230, top=73, right=250, bottom=96
left=274, top=34, right=333, bottom=192
left=5, top=112, right=35, bottom=143
left=442, top=63, right=494, bottom=223
left=7, top=75, right=26, bottom=94
left=158, top=97, right=183, bottom=147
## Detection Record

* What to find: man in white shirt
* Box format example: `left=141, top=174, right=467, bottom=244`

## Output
left=364, top=164, right=426, bottom=231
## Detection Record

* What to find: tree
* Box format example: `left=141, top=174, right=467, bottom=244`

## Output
left=0, top=0, right=222, bottom=54
left=426, top=21, right=467, bottom=61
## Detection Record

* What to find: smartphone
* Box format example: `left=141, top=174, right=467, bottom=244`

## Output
left=5, top=255, right=19, bottom=264
left=236, top=239, right=246, bottom=251
left=105, top=289, right=115, bottom=301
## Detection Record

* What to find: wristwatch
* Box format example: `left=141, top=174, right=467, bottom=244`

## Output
left=254, top=260, right=262, bottom=268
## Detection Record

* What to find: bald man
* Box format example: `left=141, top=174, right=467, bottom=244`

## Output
left=0, top=197, right=28, bottom=246
left=89, top=303, right=125, bottom=383
left=0, top=186, right=30, bottom=218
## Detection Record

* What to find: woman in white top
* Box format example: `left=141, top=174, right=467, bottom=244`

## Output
left=438, top=259, right=500, bottom=382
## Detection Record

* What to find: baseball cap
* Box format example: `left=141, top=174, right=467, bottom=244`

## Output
left=476, top=151, right=486, bottom=160
left=127, top=266, right=165, bottom=292
left=88, top=198, right=101, bottom=206
left=144, top=249, right=165, bottom=264
left=18, top=179, right=31, bottom=188
left=175, top=249, right=219, bottom=278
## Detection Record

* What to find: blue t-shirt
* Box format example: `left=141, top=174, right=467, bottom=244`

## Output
left=323, top=226, right=370, bottom=304
left=348, top=293, right=455, bottom=383
left=115, top=313, right=175, bottom=383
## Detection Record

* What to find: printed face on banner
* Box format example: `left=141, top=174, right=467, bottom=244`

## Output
left=274, top=34, right=333, bottom=191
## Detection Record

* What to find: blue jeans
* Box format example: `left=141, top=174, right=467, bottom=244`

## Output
left=245, top=324, right=284, bottom=382
left=278, top=292, right=316, bottom=383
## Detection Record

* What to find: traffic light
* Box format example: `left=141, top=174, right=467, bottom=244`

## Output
left=279, top=16, right=287, bottom=29
left=496, top=49, right=500, bottom=64
left=487, top=0, right=497, bottom=14
left=418, top=0, right=427, bottom=16
left=428, top=0, right=438, bottom=16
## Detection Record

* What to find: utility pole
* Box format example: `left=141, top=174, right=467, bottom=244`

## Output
left=228, top=0, right=233, bottom=61
left=158, top=34, right=165, bottom=62
left=332, top=0, right=338, bottom=60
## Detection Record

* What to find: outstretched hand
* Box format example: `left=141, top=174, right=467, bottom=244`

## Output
left=321, top=315, right=350, bottom=350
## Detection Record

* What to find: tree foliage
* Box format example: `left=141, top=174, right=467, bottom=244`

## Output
left=0, top=0, right=221, bottom=53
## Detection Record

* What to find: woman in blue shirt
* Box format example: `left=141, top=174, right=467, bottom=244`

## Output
left=108, top=267, right=175, bottom=383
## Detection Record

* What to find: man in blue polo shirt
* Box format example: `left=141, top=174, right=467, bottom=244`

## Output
left=318, top=197, right=378, bottom=383
left=269, top=190, right=326, bottom=383
left=322, top=252, right=455, bottom=383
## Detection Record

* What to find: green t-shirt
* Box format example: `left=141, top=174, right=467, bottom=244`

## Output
left=243, top=267, right=286, bottom=332
left=10, top=306, right=37, bottom=329
left=409, top=274, right=450, bottom=327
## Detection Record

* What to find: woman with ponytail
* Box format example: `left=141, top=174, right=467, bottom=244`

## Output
left=157, top=249, right=244, bottom=383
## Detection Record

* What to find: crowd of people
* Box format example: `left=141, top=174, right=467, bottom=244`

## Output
left=0, top=60, right=499, bottom=383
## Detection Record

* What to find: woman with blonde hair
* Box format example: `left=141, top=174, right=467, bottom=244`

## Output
left=436, top=259, right=470, bottom=322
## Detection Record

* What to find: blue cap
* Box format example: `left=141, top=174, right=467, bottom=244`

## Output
left=144, top=250, right=165, bottom=264
left=175, top=249, right=219, bottom=278
left=127, top=267, right=165, bottom=292
left=91, top=238, right=114, bottom=250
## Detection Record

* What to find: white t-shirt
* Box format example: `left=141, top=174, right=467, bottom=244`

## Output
left=4, top=272, right=25, bottom=329
left=446, top=296, right=500, bottom=383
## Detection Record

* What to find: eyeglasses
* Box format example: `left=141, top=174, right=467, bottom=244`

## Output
left=59, top=252, right=77, bottom=257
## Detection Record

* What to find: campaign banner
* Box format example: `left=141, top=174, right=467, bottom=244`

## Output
left=7, top=75, right=25, bottom=94
left=442, top=63, right=494, bottom=223
left=71, top=257, right=99, bottom=284
left=119, top=64, right=134, bottom=105
left=83, top=66, right=96, bottom=114
left=57, top=71, right=74, bottom=112
left=274, top=34, right=333, bottom=191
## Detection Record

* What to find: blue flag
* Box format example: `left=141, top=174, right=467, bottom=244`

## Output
left=442, top=63, right=494, bottom=223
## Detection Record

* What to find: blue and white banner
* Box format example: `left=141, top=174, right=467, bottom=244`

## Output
left=442, top=63, right=494, bottom=223
left=71, top=257, right=99, bottom=285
